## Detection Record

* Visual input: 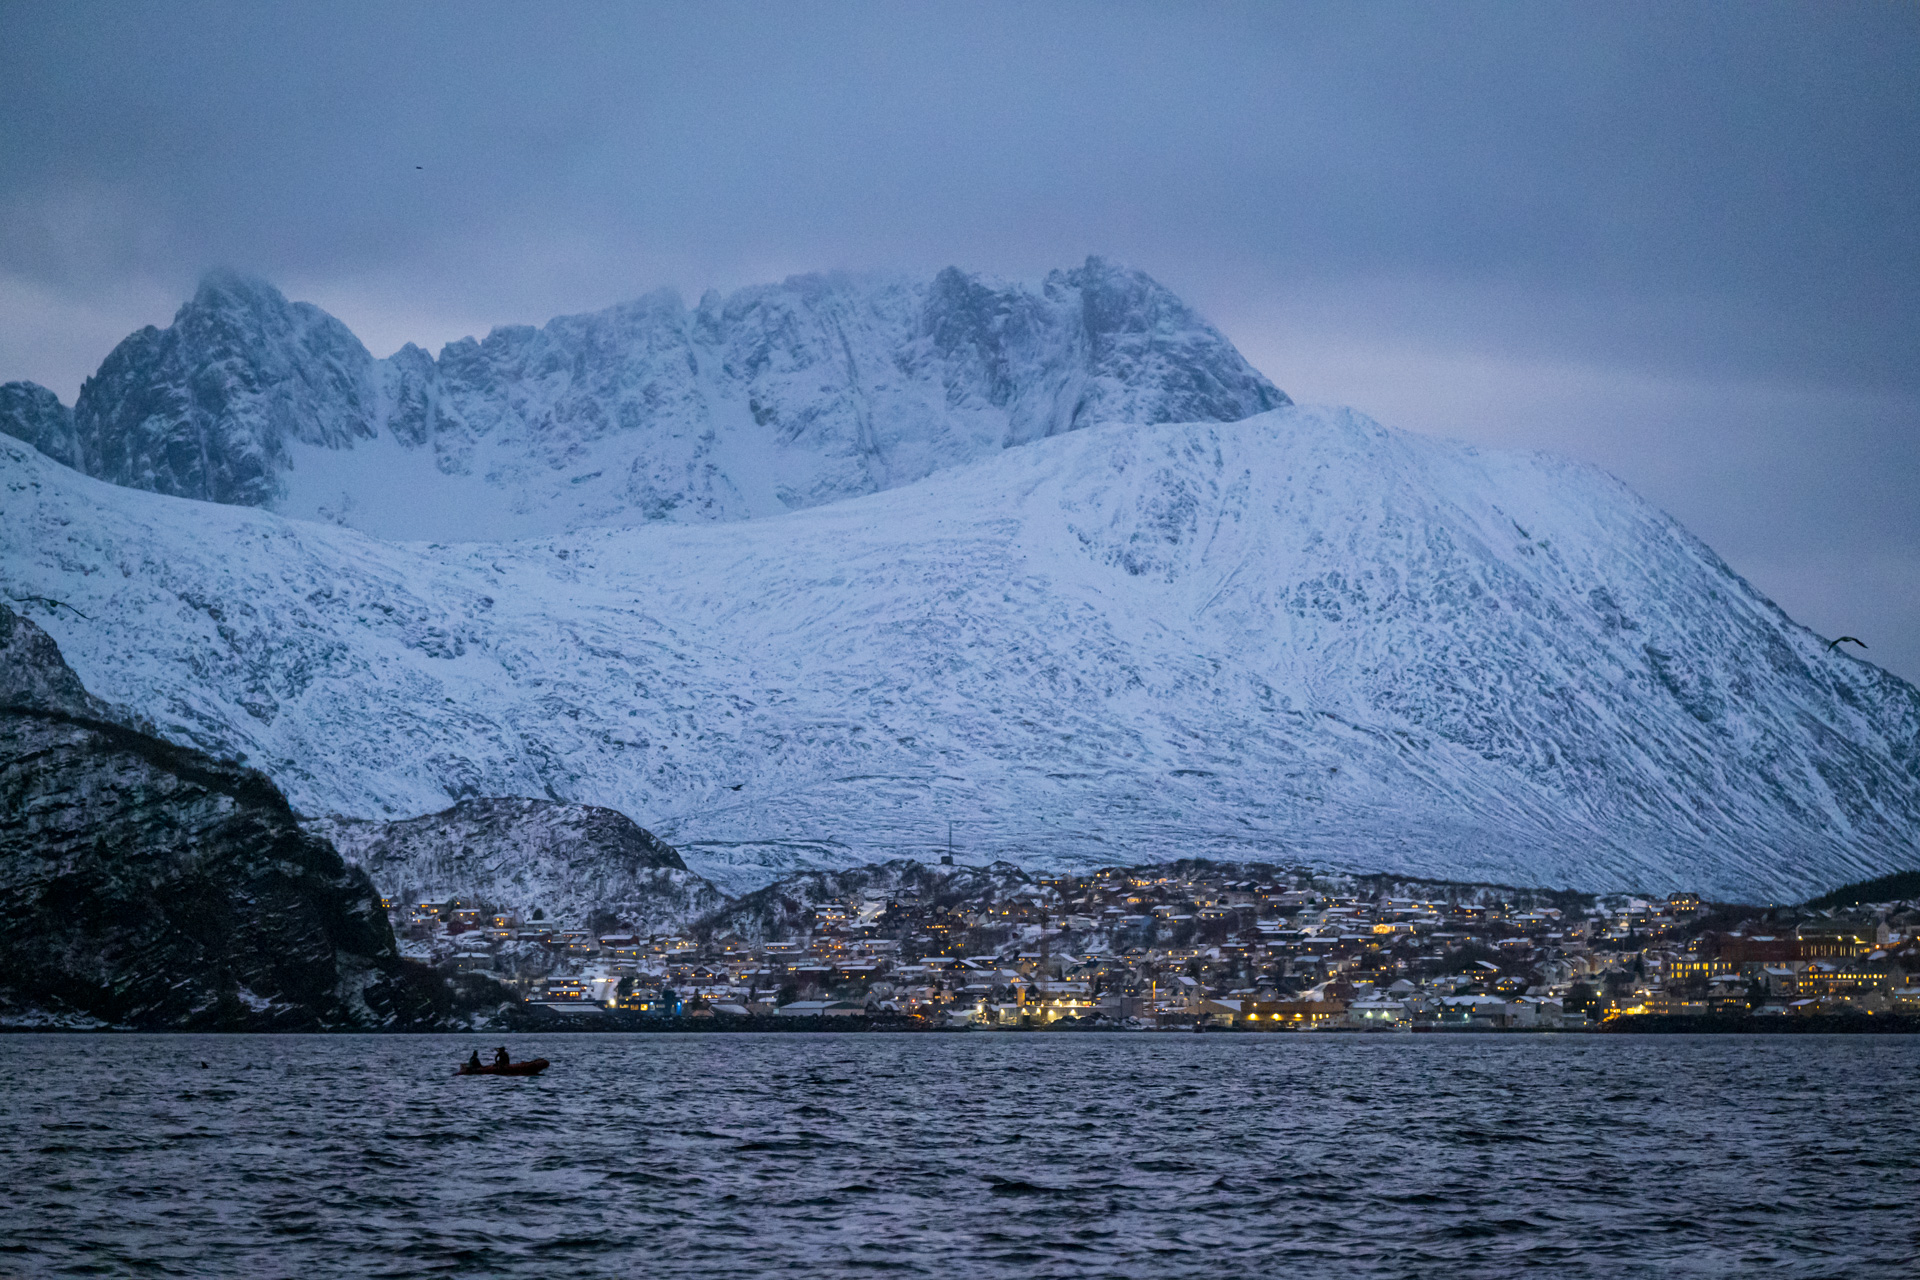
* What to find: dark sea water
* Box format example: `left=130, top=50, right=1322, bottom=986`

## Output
left=2, top=1032, right=1914, bottom=1278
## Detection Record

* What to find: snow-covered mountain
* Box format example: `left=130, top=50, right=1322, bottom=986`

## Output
left=1, top=259, right=1284, bottom=541
left=4, top=403, right=1915, bottom=902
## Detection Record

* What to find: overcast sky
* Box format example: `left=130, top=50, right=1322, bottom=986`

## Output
left=3, top=1, right=1917, bottom=680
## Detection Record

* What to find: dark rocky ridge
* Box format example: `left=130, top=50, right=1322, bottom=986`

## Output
left=0, top=381, right=78, bottom=471
left=313, top=797, right=727, bottom=934
left=0, top=603, right=444, bottom=1029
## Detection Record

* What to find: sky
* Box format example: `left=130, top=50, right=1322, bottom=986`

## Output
left=3, top=1, right=1917, bottom=680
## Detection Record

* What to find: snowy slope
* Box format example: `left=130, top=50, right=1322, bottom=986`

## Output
left=4, top=409, right=1915, bottom=902
left=8, top=260, right=1284, bottom=542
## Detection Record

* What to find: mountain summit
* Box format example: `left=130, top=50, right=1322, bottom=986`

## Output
left=5, top=259, right=1285, bottom=541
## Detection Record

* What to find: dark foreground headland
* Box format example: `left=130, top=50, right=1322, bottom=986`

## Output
left=0, top=604, right=504, bottom=1030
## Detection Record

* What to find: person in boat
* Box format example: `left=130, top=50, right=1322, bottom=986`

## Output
left=493, top=1046, right=510, bottom=1068
left=466, top=1050, right=482, bottom=1072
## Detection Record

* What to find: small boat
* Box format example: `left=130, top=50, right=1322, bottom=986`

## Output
left=455, top=1057, right=550, bottom=1077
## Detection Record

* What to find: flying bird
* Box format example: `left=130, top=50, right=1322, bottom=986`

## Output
left=728, top=783, right=744, bottom=791
left=1826, top=636, right=1868, bottom=653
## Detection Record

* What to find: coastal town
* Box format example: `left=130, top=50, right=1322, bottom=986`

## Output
left=386, top=861, right=1920, bottom=1031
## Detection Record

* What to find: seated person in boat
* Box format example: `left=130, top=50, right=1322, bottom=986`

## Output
left=466, top=1051, right=482, bottom=1072
left=493, top=1047, right=510, bottom=1068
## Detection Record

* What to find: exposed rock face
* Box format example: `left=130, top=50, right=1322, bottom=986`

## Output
left=312, top=797, right=727, bottom=934
left=72, top=270, right=380, bottom=507
left=0, top=381, right=79, bottom=471
left=61, top=259, right=1287, bottom=540
left=0, top=598, right=107, bottom=717
left=0, top=603, right=429, bottom=1029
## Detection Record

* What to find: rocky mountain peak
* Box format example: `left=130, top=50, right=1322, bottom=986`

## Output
left=49, top=260, right=1287, bottom=540
left=0, top=381, right=79, bottom=471
left=70, top=270, right=379, bottom=507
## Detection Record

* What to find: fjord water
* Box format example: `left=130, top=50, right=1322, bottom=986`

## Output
left=3, top=1034, right=1911, bottom=1278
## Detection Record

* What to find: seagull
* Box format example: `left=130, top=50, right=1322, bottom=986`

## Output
left=1826, top=636, right=1868, bottom=653
left=728, top=783, right=744, bottom=791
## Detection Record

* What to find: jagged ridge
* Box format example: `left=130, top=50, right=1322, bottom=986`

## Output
left=2, top=259, right=1286, bottom=541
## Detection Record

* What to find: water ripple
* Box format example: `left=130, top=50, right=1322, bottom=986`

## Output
left=1, top=1032, right=1914, bottom=1277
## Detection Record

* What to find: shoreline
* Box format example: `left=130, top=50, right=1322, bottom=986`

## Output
left=10, top=1012, right=1919, bottom=1035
